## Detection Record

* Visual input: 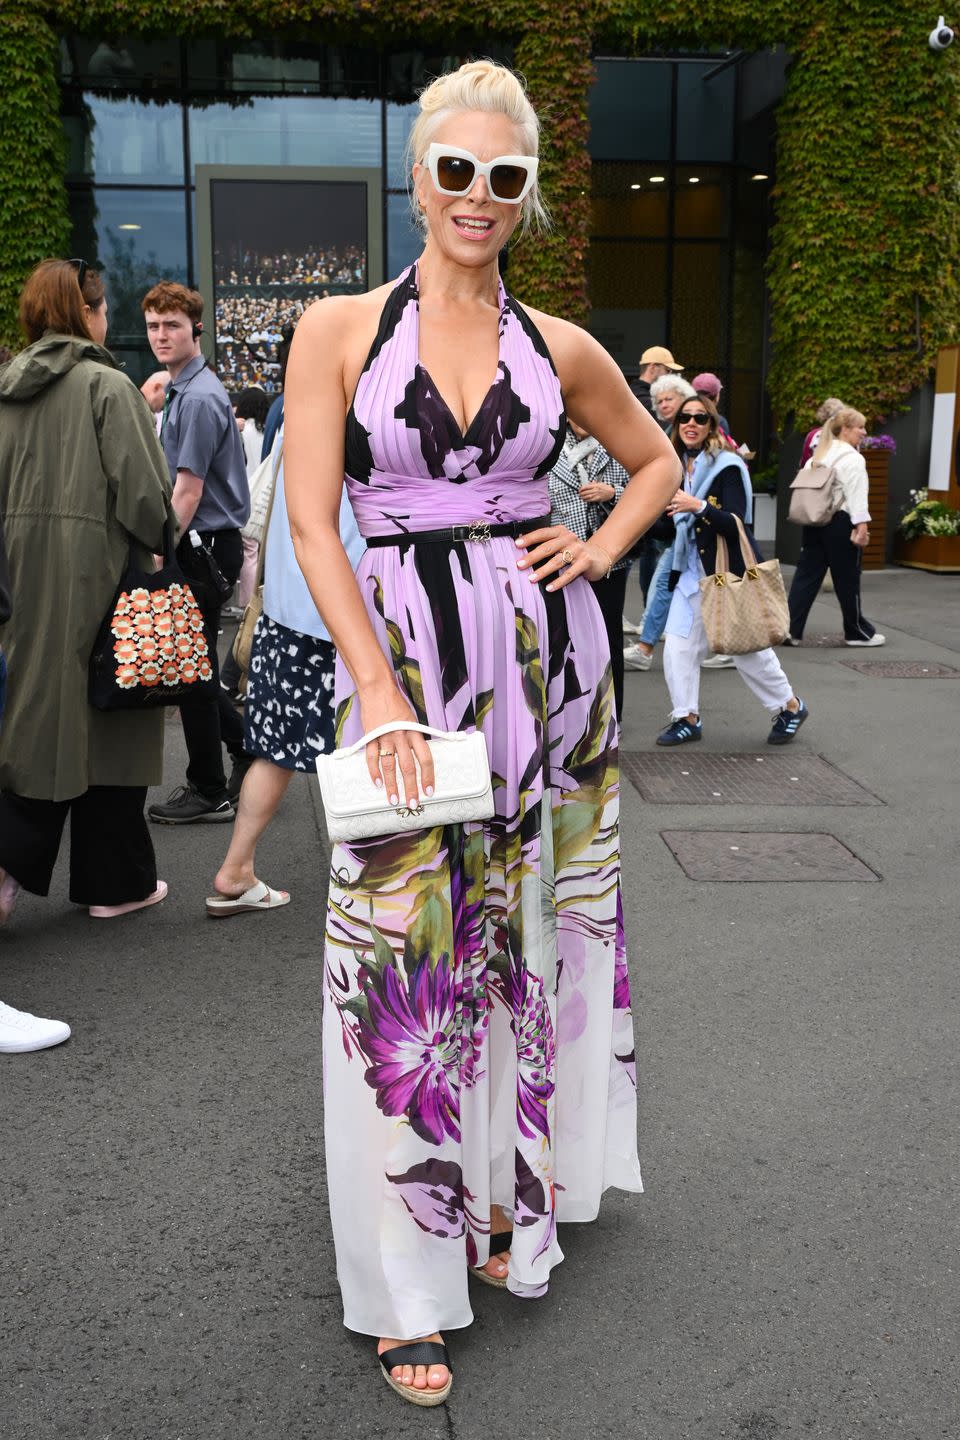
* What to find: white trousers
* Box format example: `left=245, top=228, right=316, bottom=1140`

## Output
left=664, top=588, right=794, bottom=720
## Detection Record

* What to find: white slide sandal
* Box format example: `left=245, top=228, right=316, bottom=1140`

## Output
left=205, top=880, right=290, bottom=918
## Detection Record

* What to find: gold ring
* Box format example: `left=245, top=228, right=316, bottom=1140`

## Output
left=561, top=548, right=573, bottom=565
left=378, top=748, right=395, bottom=759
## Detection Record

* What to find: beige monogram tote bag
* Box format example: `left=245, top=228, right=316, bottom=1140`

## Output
left=699, top=516, right=790, bottom=655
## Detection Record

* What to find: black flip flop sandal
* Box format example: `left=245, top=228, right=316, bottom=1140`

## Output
left=379, top=1340, right=453, bottom=1406
left=470, top=1229, right=513, bottom=1289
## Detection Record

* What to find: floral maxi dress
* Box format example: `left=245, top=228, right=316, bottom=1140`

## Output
left=324, top=266, right=642, bottom=1338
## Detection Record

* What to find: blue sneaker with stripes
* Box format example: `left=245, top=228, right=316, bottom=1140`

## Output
left=767, top=699, right=809, bottom=745
left=656, top=717, right=703, bottom=746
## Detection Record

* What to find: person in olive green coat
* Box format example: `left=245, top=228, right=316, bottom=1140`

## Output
left=0, top=259, right=173, bottom=922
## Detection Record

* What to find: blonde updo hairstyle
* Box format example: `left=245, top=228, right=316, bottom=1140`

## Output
left=812, top=405, right=866, bottom=465
left=407, top=59, right=550, bottom=237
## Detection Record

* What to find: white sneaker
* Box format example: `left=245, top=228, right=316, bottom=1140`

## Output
left=623, top=643, right=654, bottom=671
left=0, top=1001, right=71, bottom=1054
left=701, top=653, right=735, bottom=669
left=845, top=633, right=886, bottom=647
left=621, top=617, right=643, bottom=635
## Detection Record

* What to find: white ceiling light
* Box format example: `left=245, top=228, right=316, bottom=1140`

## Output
left=751, top=173, right=769, bottom=181
left=649, top=175, right=666, bottom=184
left=118, top=223, right=141, bottom=231
left=688, top=176, right=700, bottom=184
left=630, top=183, right=641, bottom=190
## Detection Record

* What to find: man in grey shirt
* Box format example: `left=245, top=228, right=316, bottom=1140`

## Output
left=141, top=282, right=251, bottom=825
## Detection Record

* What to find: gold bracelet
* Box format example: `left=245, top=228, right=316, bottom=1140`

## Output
left=592, top=543, right=615, bottom=580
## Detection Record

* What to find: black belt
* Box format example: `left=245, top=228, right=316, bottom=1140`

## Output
left=365, top=515, right=552, bottom=548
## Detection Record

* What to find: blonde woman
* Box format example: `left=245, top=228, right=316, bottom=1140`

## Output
left=787, top=405, right=884, bottom=646
left=283, top=61, right=680, bottom=1404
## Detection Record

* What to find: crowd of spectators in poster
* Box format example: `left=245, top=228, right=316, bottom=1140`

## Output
left=215, top=246, right=366, bottom=289
left=213, top=245, right=366, bottom=391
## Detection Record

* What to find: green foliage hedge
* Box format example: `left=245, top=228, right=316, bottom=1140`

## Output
left=3, top=1, right=958, bottom=425
left=0, top=6, right=69, bottom=343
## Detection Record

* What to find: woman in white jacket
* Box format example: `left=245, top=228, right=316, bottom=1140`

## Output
left=787, top=406, right=884, bottom=647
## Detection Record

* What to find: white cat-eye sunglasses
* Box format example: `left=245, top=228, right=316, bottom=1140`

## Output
left=425, top=143, right=538, bottom=205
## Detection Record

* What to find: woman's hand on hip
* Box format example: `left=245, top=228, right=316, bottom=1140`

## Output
left=359, top=683, right=435, bottom=807
left=515, top=524, right=612, bottom=590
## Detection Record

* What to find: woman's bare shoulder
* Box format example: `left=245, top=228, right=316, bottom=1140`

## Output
left=295, top=283, right=394, bottom=352
left=519, top=304, right=622, bottom=389
left=521, top=305, right=610, bottom=366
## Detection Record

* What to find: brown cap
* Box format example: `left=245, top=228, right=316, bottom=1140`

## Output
left=639, top=345, right=683, bottom=372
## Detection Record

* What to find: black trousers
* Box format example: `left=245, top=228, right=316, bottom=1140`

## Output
left=176, top=528, right=246, bottom=798
left=591, top=567, right=629, bottom=722
left=788, top=512, right=876, bottom=641
left=0, top=785, right=156, bottom=905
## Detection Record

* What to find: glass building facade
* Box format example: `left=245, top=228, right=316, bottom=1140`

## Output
left=58, top=35, right=785, bottom=451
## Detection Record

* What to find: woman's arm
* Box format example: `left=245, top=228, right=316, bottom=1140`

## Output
left=282, top=296, right=433, bottom=800
left=517, top=315, right=681, bottom=588
left=839, top=451, right=871, bottom=526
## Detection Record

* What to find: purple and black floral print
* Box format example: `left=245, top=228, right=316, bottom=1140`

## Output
left=323, top=266, right=642, bottom=1340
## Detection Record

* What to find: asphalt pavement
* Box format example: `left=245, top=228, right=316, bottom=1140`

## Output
left=3, top=566, right=958, bottom=1440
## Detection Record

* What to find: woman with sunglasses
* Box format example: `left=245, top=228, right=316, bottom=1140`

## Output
left=0, top=259, right=172, bottom=923
left=656, top=397, right=809, bottom=747
left=283, top=60, right=679, bottom=1405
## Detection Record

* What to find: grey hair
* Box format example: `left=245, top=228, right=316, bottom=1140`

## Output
left=650, top=375, right=696, bottom=401
left=405, top=59, right=550, bottom=237
left=815, top=396, right=845, bottom=425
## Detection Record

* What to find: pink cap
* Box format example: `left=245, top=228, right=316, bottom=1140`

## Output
left=692, top=372, right=722, bottom=398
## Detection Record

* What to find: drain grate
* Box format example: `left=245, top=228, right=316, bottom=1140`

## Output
left=661, top=830, right=881, bottom=882
left=840, top=659, right=960, bottom=679
left=620, top=751, right=882, bottom=806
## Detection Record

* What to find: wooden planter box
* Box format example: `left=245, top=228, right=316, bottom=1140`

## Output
left=893, top=533, right=960, bottom=572
left=862, top=449, right=891, bottom=570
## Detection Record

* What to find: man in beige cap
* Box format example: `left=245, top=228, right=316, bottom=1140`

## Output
left=631, top=345, right=683, bottom=415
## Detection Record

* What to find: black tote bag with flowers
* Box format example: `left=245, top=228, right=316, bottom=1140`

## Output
left=89, top=521, right=218, bottom=710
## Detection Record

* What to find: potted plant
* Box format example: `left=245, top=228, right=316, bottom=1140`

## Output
left=894, top=488, right=960, bottom=572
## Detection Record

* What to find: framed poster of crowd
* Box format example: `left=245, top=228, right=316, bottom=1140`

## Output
left=196, top=165, right=383, bottom=395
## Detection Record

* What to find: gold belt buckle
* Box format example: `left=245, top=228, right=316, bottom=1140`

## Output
left=467, top=521, right=492, bottom=544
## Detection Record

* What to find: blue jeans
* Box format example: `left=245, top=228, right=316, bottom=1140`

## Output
left=640, top=548, right=674, bottom=646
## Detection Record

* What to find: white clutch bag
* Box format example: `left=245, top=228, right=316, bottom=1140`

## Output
left=315, top=721, right=495, bottom=842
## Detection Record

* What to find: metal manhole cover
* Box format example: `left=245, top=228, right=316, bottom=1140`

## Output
left=620, top=751, right=882, bottom=806
left=661, top=830, right=881, bottom=882
left=839, top=659, right=960, bottom=679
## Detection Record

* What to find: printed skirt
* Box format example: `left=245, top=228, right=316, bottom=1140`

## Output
left=243, top=613, right=336, bottom=773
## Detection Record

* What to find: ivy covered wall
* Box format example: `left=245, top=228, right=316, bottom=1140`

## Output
left=3, top=1, right=958, bottom=427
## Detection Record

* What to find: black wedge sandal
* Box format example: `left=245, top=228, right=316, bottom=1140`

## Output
left=378, top=1340, right=453, bottom=1406
left=470, top=1230, right=513, bottom=1289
